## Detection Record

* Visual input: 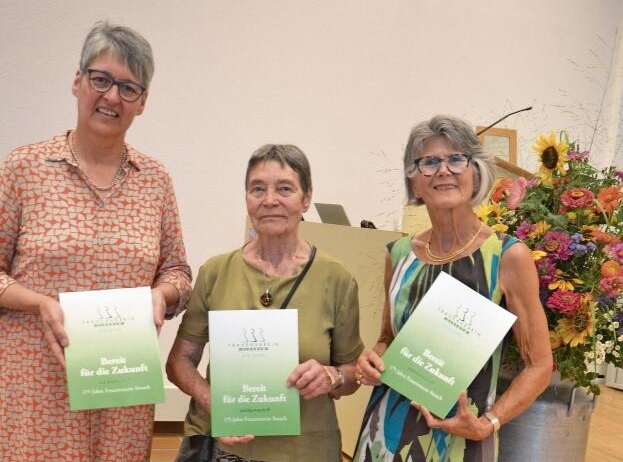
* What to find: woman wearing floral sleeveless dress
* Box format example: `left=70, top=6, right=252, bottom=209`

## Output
left=353, top=115, right=553, bottom=462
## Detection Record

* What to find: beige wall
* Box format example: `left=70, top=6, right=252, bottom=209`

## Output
left=2, top=1, right=622, bottom=267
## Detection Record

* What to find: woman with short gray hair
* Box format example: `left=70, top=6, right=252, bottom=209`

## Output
left=167, top=143, right=364, bottom=462
left=0, top=21, right=191, bottom=461
left=352, top=115, right=552, bottom=461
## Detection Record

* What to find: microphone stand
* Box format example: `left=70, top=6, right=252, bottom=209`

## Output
left=476, top=106, right=533, bottom=136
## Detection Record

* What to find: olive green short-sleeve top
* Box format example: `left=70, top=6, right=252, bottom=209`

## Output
left=176, top=247, right=364, bottom=462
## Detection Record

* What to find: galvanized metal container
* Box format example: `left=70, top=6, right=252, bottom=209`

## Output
left=497, top=371, right=595, bottom=462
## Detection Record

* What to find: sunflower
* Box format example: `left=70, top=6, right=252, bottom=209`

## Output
left=533, top=220, right=551, bottom=238
left=533, top=132, right=569, bottom=184
left=476, top=203, right=509, bottom=233
left=549, top=330, right=563, bottom=349
left=556, top=294, right=594, bottom=347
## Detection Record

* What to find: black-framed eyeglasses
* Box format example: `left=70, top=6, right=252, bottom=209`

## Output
left=85, top=69, right=146, bottom=102
left=413, top=153, right=472, bottom=177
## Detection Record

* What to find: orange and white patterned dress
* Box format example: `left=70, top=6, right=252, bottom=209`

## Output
left=0, top=132, right=192, bottom=462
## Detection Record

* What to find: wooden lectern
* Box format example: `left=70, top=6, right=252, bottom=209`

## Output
left=299, top=221, right=404, bottom=456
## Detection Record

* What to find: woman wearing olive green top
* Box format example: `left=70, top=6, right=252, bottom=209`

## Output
left=166, top=144, right=364, bottom=462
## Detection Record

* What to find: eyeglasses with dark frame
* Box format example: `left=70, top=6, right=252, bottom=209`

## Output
left=413, top=153, right=473, bottom=177
left=85, top=69, right=146, bottom=102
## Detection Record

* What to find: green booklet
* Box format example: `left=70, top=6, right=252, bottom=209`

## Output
left=60, top=286, right=165, bottom=410
left=208, top=309, right=301, bottom=437
left=381, top=271, right=517, bottom=418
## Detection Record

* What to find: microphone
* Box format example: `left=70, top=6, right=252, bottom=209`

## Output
left=476, top=106, right=532, bottom=136
left=360, top=220, right=377, bottom=229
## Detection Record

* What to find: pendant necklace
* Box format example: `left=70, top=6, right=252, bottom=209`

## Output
left=68, top=130, right=128, bottom=192
left=257, top=244, right=301, bottom=307
left=259, top=270, right=274, bottom=307
left=425, top=221, right=484, bottom=263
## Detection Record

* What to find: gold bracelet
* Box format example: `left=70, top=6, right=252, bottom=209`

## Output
left=483, top=412, right=501, bottom=432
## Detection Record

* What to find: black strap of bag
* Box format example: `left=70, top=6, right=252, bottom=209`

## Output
left=279, top=245, right=316, bottom=309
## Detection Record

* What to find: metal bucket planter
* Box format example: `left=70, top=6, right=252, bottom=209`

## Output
left=496, top=370, right=596, bottom=462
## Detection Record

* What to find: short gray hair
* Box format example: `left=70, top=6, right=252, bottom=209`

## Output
left=403, top=115, right=495, bottom=207
left=245, top=144, right=312, bottom=195
left=79, top=21, right=154, bottom=89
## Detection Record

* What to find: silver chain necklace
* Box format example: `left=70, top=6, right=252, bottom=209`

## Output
left=68, top=131, right=128, bottom=192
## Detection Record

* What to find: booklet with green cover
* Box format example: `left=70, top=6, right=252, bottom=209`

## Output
left=380, top=271, right=517, bottom=418
left=60, top=286, right=165, bottom=410
left=208, top=309, right=301, bottom=437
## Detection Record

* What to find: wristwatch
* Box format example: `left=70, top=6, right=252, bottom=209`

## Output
left=483, top=412, right=501, bottom=432
left=335, top=366, right=345, bottom=388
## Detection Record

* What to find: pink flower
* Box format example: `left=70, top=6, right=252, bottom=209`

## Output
left=567, top=150, right=590, bottom=161
left=598, top=276, right=623, bottom=298
left=506, top=177, right=528, bottom=209
left=547, top=290, right=581, bottom=314
left=609, top=243, right=623, bottom=264
left=560, top=188, right=594, bottom=213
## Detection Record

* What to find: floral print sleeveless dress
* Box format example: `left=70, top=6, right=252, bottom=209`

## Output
left=353, top=232, right=518, bottom=462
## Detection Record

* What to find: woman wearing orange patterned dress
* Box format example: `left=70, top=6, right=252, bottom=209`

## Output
left=0, top=21, right=192, bottom=461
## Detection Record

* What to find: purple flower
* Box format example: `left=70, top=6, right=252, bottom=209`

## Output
left=536, top=258, right=557, bottom=286
left=610, top=243, right=623, bottom=264
left=516, top=221, right=536, bottom=240
left=537, top=231, right=574, bottom=260
left=571, top=243, right=589, bottom=254
left=567, top=150, right=590, bottom=161
left=568, top=233, right=594, bottom=255
left=615, top=313, right=623, bottom=335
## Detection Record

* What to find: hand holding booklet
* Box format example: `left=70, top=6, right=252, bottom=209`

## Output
left=60, top=286, right=165, bottom=411
left=208, top=309, right=301, bottom=437
left=380, top=271, right=516, bottom=418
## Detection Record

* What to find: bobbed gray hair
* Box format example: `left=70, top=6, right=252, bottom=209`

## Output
left=79, top=21, right=154, bottom=89
left=403, top=115, right=495, bottom=207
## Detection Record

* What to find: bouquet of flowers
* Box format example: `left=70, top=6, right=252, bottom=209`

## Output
left=478, top=131, right=623, bottom=394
